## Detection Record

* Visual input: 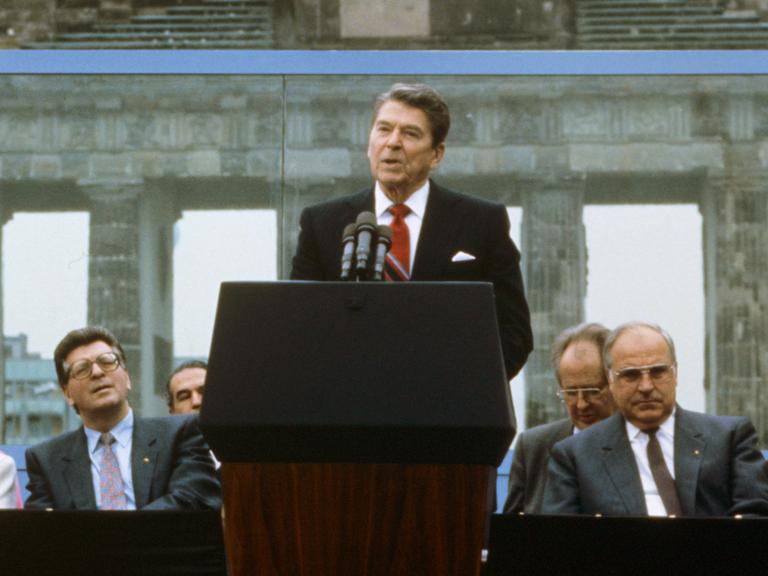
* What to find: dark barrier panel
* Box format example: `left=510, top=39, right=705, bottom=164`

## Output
left=0, top=510, right=226, bottom=575
left=486, top=513, right=768, bottom=576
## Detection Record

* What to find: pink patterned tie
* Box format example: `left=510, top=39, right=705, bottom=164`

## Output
left=99, top=432, right=127, bottom=510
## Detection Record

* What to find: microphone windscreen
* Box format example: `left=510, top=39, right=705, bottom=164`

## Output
left=342, top=222, right=356, bottom=241
left=355, top=211, right=377, bottom=230
left=376, top=225, right=392, bottom=245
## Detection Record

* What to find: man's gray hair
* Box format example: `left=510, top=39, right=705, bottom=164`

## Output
left=551, top=322, right=610, bottom=385
left=603, top=321, right=677, bottom=370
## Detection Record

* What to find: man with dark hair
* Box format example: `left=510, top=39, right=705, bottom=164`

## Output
left=503, top=322, right=614, bottom=514
left=543, top=321, right=768, bottom=517
left=290, top=82, right=532, bottom=379
left=166, top=360, right=208, bottom=414
left=25, top=326, right=221, bottom=510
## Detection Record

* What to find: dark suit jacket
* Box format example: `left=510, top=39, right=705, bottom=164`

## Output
left=542, top=408, right=768, bottom=517
left=503, top=418, right=572, bottom=514
left=24, top=414, right=221, bottom=510
left=290, top=182, right=533, bottom=378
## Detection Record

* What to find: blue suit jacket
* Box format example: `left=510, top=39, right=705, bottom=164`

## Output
left=24, top=414, right=221, bottom=510
left=543, top=408, right=768, bottom=517
left=290, top=181, right=533, bottom=379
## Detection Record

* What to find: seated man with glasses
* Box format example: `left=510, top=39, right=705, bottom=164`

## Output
left=24, top=326, right=221, bottom=510
left=503, top=323, right=615, bottom=514
left=543, top=321, right=768, bottom=517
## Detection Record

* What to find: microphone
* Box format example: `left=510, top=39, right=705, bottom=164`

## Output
left=354, top=211, right=378, bottom=280
left=339, top=223, right=357, bottom=281
left=372, top=225, right=392, bottom=281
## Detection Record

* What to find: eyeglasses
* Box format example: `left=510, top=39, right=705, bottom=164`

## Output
left=611, top=363, right=676, bottom=387
left=66, top=352, right=122, bottom=381
left=556, top=387, right=605, bottom=404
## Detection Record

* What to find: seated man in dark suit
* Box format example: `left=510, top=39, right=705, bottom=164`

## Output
left=543, top=321, right=768, bottom=517
left=25, top=326, right=221, bottom=510
left=503, top=322, right=614, bottom=514
left=290, top=82, right=532, bottom=380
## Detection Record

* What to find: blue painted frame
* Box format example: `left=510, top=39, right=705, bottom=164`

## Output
left=2, top=50, right=768, bottom=75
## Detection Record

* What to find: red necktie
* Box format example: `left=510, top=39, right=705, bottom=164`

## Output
left=384, top=204, right=411, bottom=281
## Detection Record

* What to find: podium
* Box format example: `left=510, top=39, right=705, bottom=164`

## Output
left=200, top=281, right=515, bottom=575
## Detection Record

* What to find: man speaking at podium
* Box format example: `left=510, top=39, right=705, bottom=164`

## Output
left=290, top=82, right=532, bottom=380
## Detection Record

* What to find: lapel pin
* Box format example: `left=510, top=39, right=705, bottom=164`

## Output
left=143, top=457, right=150, bottom=463
left=693, top=449, right=701, bottom=456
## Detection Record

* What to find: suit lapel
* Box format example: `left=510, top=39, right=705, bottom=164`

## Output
left=555, top=419, right=573, bottom=442
left=344, top=189, right=373, bottom=224
left=599, top=416, right=648, bottom=515
left=62, top=428, right=97, bottom=509
left=674, top=408, right=705, bottom=515
left=131, top=419, right=159, bottom=509
left=412, top=182, right=462, bottom=279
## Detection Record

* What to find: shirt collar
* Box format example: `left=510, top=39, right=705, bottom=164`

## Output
left=85, top=408, right=134, bottom=454
left=625, top=406, right=676, bottom=441
left=374, top=180, right=430, bottom=220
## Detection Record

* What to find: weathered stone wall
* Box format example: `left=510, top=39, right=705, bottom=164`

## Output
left=0, top=0, right=56, bottom=46
left=0, top=75, right=283, bottom=415
left=727, top=0, right=768, bottom=18
left=277, top=0, right=573, bottom=48
left=2, top=75, right=768, bottom=439
left=0, top=0, right=204, bottom=43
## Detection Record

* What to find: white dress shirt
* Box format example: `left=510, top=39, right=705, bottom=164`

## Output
left=625, top=409, right=676, bottom=517
left=85, top=409, right=136, bottom=509
left=374, top=180, right=430, bottom=267
left=0, top=452, right=18, bottom=509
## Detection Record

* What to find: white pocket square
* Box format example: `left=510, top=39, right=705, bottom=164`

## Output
left=451, top=251, right=476, bottom=262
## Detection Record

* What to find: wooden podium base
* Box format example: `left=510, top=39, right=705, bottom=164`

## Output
left=221, top=462, right=491, bottom=576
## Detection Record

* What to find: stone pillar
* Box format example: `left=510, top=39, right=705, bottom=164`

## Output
left=81, top=178, right=143, bottom=412
left=137, top=182, right=177, bottom=417
left=704, top=159, right=768, bottom=447
left=0, top=206, right=6, bottom=442
left=521, top=177, right=586, bottom=428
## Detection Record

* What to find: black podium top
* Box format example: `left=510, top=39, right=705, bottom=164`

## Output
left=200, top=281, right=515, bottom=466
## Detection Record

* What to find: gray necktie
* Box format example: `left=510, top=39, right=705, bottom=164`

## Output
left=646, top=428, right=682, bottom=517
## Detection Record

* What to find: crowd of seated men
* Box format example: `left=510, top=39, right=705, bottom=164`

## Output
left=506, top=321, right=768, bottom=518
left=2, top=320, right=767, bottom=517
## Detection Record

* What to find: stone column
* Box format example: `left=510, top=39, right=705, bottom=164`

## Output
left=704, top=159, right=768, bottom=447
left=0, top=206, right=7, bottom=442
left=137, top=182, right=177, bottom=417
left=81, top=178, right=143, bottom=412
left=521, top=177, right=587, bottom=428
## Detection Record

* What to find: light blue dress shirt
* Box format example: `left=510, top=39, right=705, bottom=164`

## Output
left=85, top=409, right=136, bottom=510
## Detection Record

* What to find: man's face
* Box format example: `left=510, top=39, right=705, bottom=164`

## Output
left=608, top=327, right=677, bottom=430
left=367, top=99, right=445, bottom=201
left=558, top=341, right=615, bottom=430
left=168, top=367, right=206, bottom=414
left=62, top=340, right=131, bottom=422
